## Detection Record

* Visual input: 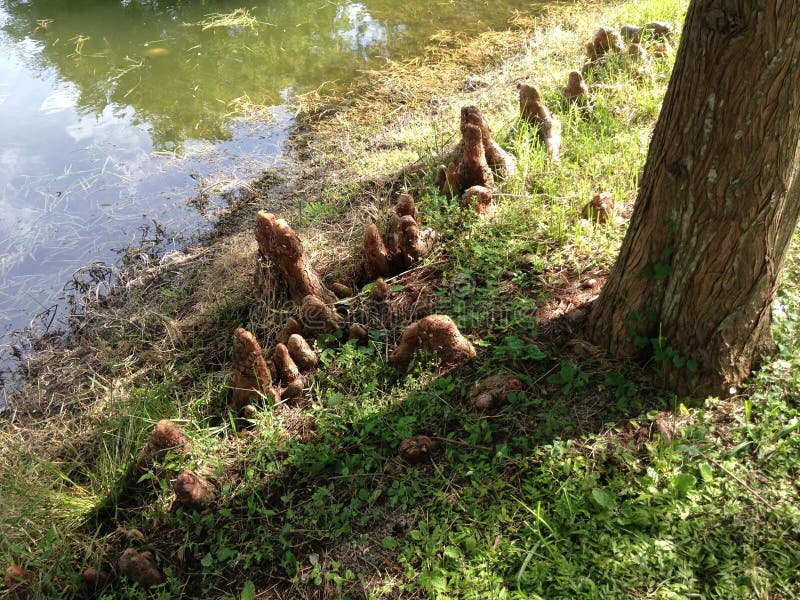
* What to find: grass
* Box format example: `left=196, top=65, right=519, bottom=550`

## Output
left=3, top=0, right=800, bottom=598
left=193, top=9, right=272, bottom=32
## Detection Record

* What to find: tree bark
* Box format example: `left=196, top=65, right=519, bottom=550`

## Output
left=588, top=0, right=800, bottom=395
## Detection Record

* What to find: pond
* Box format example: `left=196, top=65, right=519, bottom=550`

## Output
left=0, top=0, right=542, bottom=396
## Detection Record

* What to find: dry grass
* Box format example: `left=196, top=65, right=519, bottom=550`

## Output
left=195, top=8, right=271, bottom=31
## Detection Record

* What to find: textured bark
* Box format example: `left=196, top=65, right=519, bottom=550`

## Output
left=231, top=327, right=277, bottom=408
left=287, top=334, right=319, bottom=371
left=588, top=0, right=800, bottom=395
left=457, top=124, right=494, bottom=191
left=519, top=84, right=562, bottom=159
left=173, top=470, right=216, bottom=509
left=390, top=314, right=476, bottom=371
left=119, top=549, right=162, bottom=587
left=135, top=420, right=190, bottom=470
left=255, top=211, right=337, bottom=305
left=363, top=223, right=391, bottom=281
left=459, top=106, right=516, bottom=177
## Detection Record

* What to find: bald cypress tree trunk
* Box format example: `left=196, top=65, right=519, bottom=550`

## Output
left=588, top=1, right=800, bottom=395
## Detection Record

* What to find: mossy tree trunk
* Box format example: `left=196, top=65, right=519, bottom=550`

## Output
left=588, top=0, right=800, bottom=395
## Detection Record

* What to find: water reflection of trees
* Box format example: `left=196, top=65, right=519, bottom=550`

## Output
left=1, top=0, right=528, bottom=148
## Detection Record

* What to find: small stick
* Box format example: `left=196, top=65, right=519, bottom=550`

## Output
left=701, top=452, right=772, bottom=507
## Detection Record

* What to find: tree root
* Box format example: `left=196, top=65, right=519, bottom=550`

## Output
left=301, top=294, right=344, bottom=335
left=390, top=315, right=476, bottom=371
left=255, top=211, right=336, bottom=305
left=173, top=470, right=216, bottom=510
left=466, top=375, right=523, bottom=411
left=232, top=327, right=278, bottom=409
left=582, top=192, right=614, bottom=223
left=585, top=26, right=624, bottom=61
left=563, top=70, right=588, bottom=102
left=135, top=420, right=191, bottom=471
left=119, top=548, right=162, bottom=587
left=461, top=186, right=494, bottom=215
left=362, top=195, right=435, bottom=282
left=519, top=83, right=562, bottom=160
left=287, top=334, right=319, bottom=371
left=398, top=435, right=435, bottom=464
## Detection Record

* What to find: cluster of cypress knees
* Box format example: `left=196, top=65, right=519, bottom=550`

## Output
left=3, top=21, right=673, bottom=595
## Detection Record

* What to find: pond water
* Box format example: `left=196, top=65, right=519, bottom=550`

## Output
left=0, top=0, right=540, bottom=396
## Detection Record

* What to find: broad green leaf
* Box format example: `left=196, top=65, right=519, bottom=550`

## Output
left=241, top=580, right=256, bottom=600
left=673, top=473, right=697, bottom=495
left=591, top=488, right=615, bottom=510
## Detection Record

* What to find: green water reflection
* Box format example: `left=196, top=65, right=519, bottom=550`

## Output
left=3, top=0, right=535, bottom=148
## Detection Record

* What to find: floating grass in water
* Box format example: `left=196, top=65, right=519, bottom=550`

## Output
left=195, top=8, right=272, bottom=32
left=226, top=94, right=277, bottom=121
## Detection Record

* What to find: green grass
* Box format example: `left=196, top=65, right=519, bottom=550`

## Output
left=3, top=0, right=800, bottom=597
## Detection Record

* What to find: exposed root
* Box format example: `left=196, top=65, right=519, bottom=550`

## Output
left=362, top=197, right=435, bottom=282
left=273, top=343, right=302, bottom=384
left=232, top=327, right=278, bottom=409
left=80, top=568, right=109, bottom=591
left=461, top=186, right=494, bottom=215
left=459, top=106, right=516, bottom=177
left=118, top=548, right=162, bottom=587
left=582, top=192, right=614, bottom=223
left=395, top=193, right=419, bottom=221
left=650, top=41, right=671, bottom=58
left=135, top=420, right=191, bottom=471
left=621, top=21, right=673, bottom=42
left=585, top=26, right=623, bottom=61
left=255, top=211, right=336, bottom=305
left=644, top=21, right=673, bottom=39
left=389, top=314, right=476, bottom=371
left=277, top=317, right=304, bottom=345
left=348, top=323, right=369, bottom=342
left=287, top=334, right=319, bottom=371
left=466, top=375, right=523, bottom=411
left=519, top=83, right=562, bottom=160
left=329, top=282, right=354, bottom=299
left=300, top=295, right=344, bottom=335
left=563, top=70, right=588, bottom=102
left=435, top=163, right=460, bottom=198
left=436, top=105, right=515, bottom=200
left=363, top=223, right=391, bottom=281
left=280, top=378, right=306, bottom=401
left=374, top=278, right=391, bottom=301
left=457, top=124, right=494, bottom=191
left=4, top=566, right=32, bottom=597
left=398, top=435, right=435, bottom=464
left=627, top=42, right=649, bottom=63
left=173, top=470, right=216, bottom=510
